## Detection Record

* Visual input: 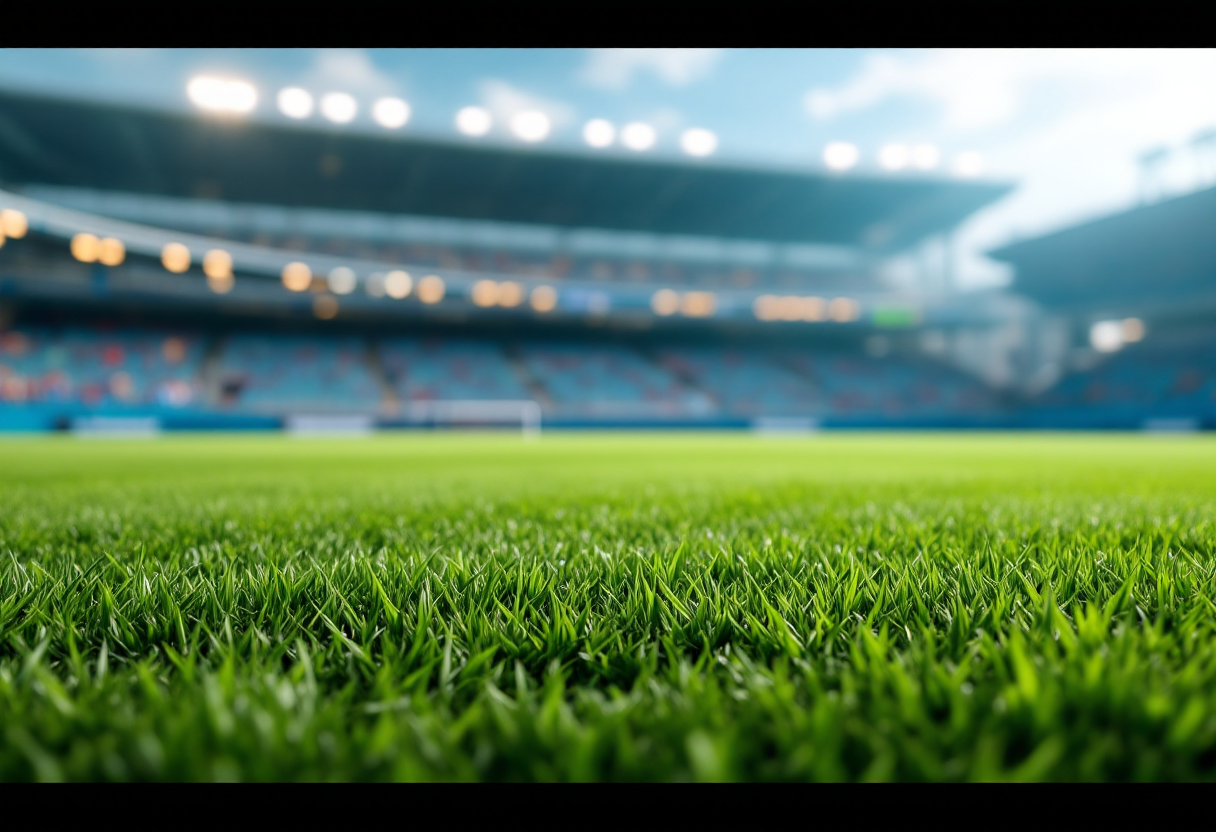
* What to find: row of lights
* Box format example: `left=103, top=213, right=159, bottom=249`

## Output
left=187, top=76, right=719, bottom=157
left=651, top=289, right=716, bottom=318
left=823, top=141, right=983, bottom=177
left=753, top=294, right=861, bottom=323
left=1090, top=318, right=1145, bottom=353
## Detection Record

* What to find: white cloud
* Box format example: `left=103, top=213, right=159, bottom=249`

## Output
left=804, top=49, right=1216, bottom=289
left=303, top=49, right=397, bottom=96
left=479, top=79, right=575, bottom=131
left=580, top=48, right=723, bottom=91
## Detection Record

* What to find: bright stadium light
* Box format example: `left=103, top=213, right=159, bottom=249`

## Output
left=71, top=233, right=100, bottom=263
left=753, top=295, right=780, bottom=321
left=621, top=122, right=656, bottom=152
left=1090, top=320, right=1124, bottom=352
left=680, top=128, right=718, bottom=158
left=471, top=280, right=500, bottom=307
left=651, top=289, right=679, bottom=316
left=511, top=110, right=551, bottom=143
left=0, top=209, right=28, bottom=238
left=187, top=76, right=257, bottom=114
left=327, top=266, right=357, bottom=295
left=162, top=243, right=191, bottom=274
left=878, top=143, right=910, bottom=171
left=530, top=285, right=557, bottom=312
left=282, top=262, right=312, bottom=292
left=385, top=270, right=412, bottom=299
left=456, top=106, right=492, bottom=137
left=203, top=249, right=233, bottom=280
left=372, top=97, right=411, bottom=129
left=680, top=291, right=716, bottom=317
left=98, top=238, right=125, bottom=267
left=583, top=119, right=615, bottom=148
left=417, top=275, right=445, bottom=303
left=829, top=297, right=859, bottom=322
left=912, top=144, right=941, bottom=170
left=207, top=272, right=234, bottom=294
left=823, top=142, right=859, bottom=171
left=277, top=87, right=314, bottom=119
left=954, top=151, right=984, bottom=178
left=498, top=281, right=523, bottom=307
left=1122, top=317, right=1146, bottom=343
left=320, top=93, right=357, bottom=124
left=800, top=296, right=826, bottom=321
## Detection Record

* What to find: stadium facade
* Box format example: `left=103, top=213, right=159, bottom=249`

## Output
left=1, top=87, right=1213, bottom=432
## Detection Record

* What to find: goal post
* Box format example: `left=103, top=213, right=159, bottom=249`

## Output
left=400, top=399, right=542, bottom=438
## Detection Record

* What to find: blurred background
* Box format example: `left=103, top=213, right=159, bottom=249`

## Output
left=0, top=48, right=1213, bottom=433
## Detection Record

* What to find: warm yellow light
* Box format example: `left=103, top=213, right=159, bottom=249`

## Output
left=0, top=209, right=28, bottom=239
left=681, top=291, right=715, bottom=317
left=162, top=242, right=191, bottom=273
left=471, top=279, right=500, bottom=307
left=385, top=270, right=412, bottom=299
left=829, top=297, right=859, bottom=322
left=203, top=249, right=233, bottom=280
left=207, top=272, right=234, bottom=294
left=530, top=285, right=557, bottom=312
left=98, top=237, right=125, bottom=266
left=498, top=281, right=523, bottom=308
left=651, top=289, right=679, bottom=316
left=753, top=295, right=780, bottom=321
left=281, top=261, right=311, bottom=292
left=71, top=233, right=101, bottom=263
left=417, top=275, right=445, bottom=304
left=1122, top=317, right=1146, bottom=343
left=313, top=295, right=339, bottom=319
left=778, top=296, right=803, bottom=321
left=800, top=296, right=826, bottom=321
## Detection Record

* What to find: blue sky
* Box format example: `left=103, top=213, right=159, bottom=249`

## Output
left=2, top=48, right=1215, bottom=288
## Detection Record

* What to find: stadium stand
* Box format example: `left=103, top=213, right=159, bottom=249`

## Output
left=380, top=338, right=532, bottom=403
left=216, top=335, right=381, bottom=413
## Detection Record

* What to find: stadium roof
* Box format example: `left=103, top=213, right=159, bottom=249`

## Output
left=989, top=185, right=1216, bottom=311
left=0, top=88, right=1012, bottom=252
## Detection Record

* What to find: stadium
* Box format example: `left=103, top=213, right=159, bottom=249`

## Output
left=3, top=49, right=1216, bottom=782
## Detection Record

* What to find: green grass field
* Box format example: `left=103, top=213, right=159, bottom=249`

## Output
left=4, top=432, right=1216, bottom=781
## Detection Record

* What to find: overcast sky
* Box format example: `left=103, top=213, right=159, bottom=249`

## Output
left=3, top=48, right=1214, bottom=288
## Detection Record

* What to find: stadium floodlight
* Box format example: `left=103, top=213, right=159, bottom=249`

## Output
left=829, top=297, right=859, bottom=322
left=456, top=107, right=492, bottom=137
left=800, top=296, right=827, bottom=321
left=187, top=76, right=257, bottom=115
left=471, top=279, right=500, bottom=307
left=680, top=291, right=716, bottom=317
left=912, top=144, right=941, bottom=170
left=953, top=151, right=984, bottom=178
left=498, top=281, right=523, bottom=308
left=583, top=119, right=615, bottom=148
left=530, top=285, right=558, bottom=312
left=162, top=243, right=191, bottom=274
left=372, top=97, right=411, bottom=129
left=651, top=289, right=679, bottom=316
left=320, top=93, right=357, bottom=124
left=621, top=122, right=656, bottom=152
left=878, top=143, right=910, bottom=171
left=753, top=295, right=780, bottom=321
left=1122, top=318, right=1146, bottom=343
left=680, top=128, right=718, bottom=158
left=0, top=209, right=28, bottom=238
left=778, top=296, right=802, bottom=321
left=98, top=238, right=125, bottom=267
left=203, top=249, right=233, bottom=281
left=313, top=295, right=339, bottom=319
left=277, top=87, right=314, bottom=119
left=417, top=275, right=445, bottom=303
left=385, top=270, right=412, bottom=299
left=207, top=272, right=234, bottom=294
left=327, top=266, right=357, bottom=295
left=281, top=262, right=312, bottom=292
left=1090, top=320, right=1124, bottom=352
left=510, top=110, right=551, bottom=143
left=71, top=233, right=100, bottom=263
left=823, top=142, right=859, bottom=171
